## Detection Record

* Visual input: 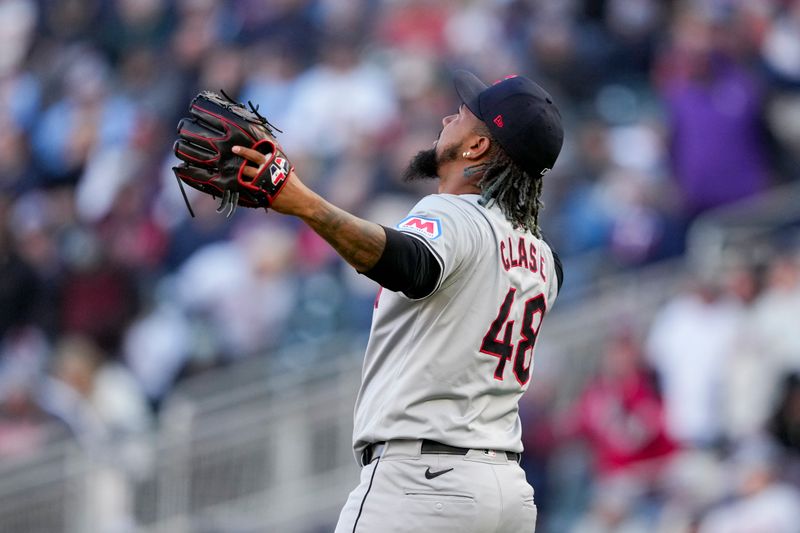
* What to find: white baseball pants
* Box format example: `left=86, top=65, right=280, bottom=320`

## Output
left=334, top=440, right=537, bottom=533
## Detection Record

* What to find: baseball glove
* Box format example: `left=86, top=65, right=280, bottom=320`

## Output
left=172, top=91, right=293, bottom=217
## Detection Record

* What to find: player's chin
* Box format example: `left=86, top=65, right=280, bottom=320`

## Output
left=402, top=148, right=440, bottom=182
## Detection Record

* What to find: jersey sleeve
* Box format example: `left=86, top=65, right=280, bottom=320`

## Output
left=360, top=227, right=441, bottom=299
left=394, top=195, right=482, bottom=297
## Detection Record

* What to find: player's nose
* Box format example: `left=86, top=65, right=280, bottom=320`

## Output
left=442, top=113, right=456, bottom=127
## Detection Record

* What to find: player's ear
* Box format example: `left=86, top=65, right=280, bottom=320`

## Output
left=465, top=132, right=491, bottom=160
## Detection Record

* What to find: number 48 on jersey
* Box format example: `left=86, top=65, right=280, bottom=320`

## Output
left=480, top=288, right=546, bottom=386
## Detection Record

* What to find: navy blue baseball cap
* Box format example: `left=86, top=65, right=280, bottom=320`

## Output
left=453, top=70, right=563, bottom=178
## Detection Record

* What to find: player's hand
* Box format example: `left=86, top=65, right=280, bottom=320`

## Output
left=232, top=145, right=312, bottom=216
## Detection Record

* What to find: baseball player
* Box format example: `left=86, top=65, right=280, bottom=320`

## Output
left=232, top=70, right=564, bottom=532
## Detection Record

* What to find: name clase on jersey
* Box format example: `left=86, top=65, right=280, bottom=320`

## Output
left=499, top=235, right=547, bottom=282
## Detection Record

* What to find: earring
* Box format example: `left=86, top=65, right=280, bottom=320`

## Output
left=462, top=151, right=471, bottom=157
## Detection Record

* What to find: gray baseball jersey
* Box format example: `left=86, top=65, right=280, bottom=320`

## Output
left=352, top=193, right=560, bottom=460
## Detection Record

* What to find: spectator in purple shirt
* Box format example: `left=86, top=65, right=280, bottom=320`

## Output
left=656, top=8, right=771, bottom=218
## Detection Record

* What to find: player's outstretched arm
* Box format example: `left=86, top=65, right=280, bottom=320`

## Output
left=233, top=145, right=386, bottom=272
left=291, top=187, right=387, bottom=273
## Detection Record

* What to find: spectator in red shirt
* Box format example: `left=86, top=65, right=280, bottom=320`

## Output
left=568, top=331, right=677, bottom=477
left=563, top=330, right=678, bottom=532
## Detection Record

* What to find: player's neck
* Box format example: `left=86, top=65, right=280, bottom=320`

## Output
left=437, top=161, right=482, bottom=195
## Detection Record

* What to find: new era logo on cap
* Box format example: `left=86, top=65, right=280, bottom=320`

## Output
left=493, top=115, right=504, bottom=128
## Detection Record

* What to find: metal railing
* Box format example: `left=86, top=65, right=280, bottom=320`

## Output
left=142, top=360, right=363, bottom=533
left=0, top=353, right=364, bottom=533
left=687, top=181, right=800, bottom=275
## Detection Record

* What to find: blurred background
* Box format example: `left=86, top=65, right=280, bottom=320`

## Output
left=1, top=0, right=800, bottom=531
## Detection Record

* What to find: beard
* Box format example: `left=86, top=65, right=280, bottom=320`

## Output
left=402, top=142, right=460, bottom=182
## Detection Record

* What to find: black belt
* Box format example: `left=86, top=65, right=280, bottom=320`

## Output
left=362, top=440, right=520, bottom=465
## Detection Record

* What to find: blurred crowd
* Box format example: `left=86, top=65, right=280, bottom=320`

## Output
left=1, top=0, right=800, bottom=530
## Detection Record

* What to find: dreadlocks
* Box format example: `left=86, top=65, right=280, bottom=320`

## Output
left=471, top=124, right=545, bottom=237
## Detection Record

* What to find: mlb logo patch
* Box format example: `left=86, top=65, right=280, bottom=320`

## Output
left=397, top=216, right=441, bottom=240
